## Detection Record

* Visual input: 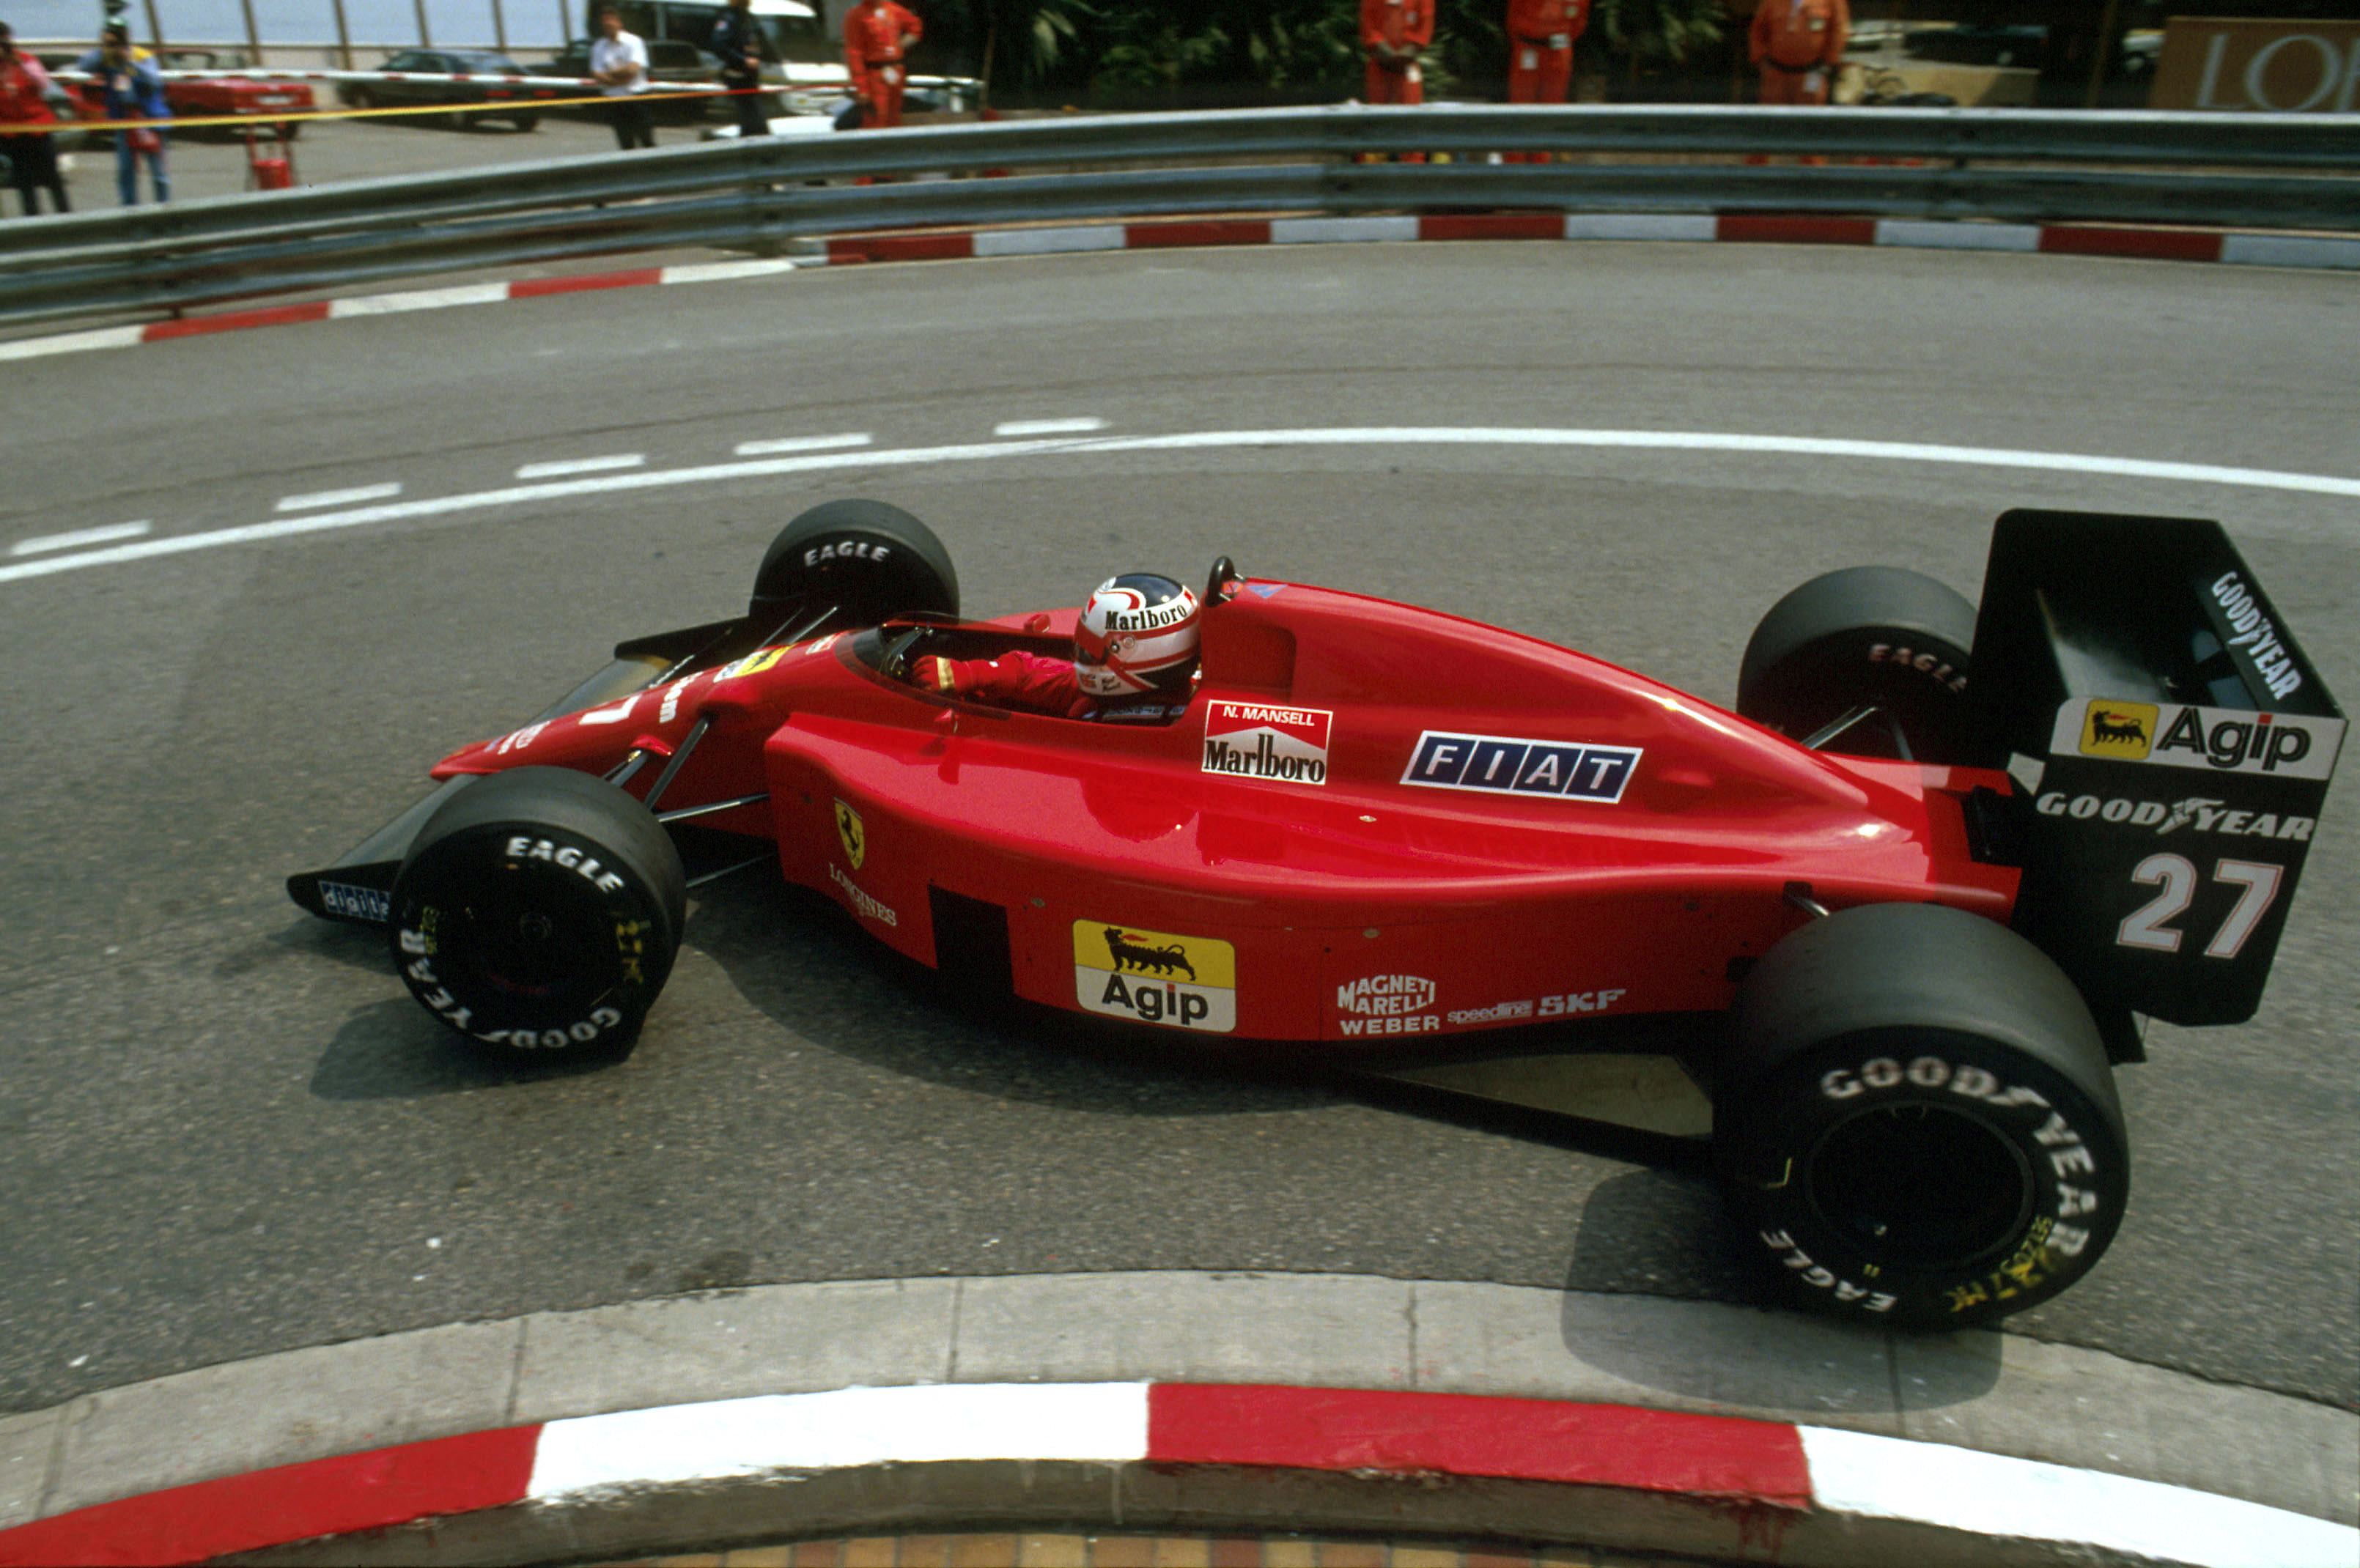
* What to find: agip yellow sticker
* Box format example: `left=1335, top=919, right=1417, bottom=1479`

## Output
left=1072, top=921, right=1236, bottom=1033
left=2077, top=700, right=2159, bottom=759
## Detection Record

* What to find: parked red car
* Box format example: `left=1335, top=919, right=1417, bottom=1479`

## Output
left=58, top=48, right=314, bottom=138
left=291, top=501, right=2341, bottom=1333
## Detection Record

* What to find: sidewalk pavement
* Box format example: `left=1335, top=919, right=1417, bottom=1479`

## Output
left=1, top=1271, right=2353, bottom=1567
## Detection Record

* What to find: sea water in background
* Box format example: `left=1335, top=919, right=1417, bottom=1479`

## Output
left=10, top=0, right=573, bottom=49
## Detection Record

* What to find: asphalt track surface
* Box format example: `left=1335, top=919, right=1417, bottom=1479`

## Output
left=2, top=237, right=2353, bottom=1431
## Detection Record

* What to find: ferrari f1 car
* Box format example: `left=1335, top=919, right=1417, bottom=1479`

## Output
left=290, top=501, right=2343, bottom=1329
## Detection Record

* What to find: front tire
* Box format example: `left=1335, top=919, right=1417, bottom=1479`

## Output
left=389, top=767, right=686, bottom=1062
left=749, top=498, right=959, bottom=635
left=1737, top=566, right=1977, bottom=764
left=1714, top=903, right=2128, bottom=1330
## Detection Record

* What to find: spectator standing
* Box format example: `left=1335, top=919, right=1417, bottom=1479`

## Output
left=1504, top=0, right=1588, bottom=162
left=1749, top=0, right=1848, bottom=106
left=590, top=5, right=654, bottom=150
left=708, top=0, right=770, bottom=138
left=75, top=22, right=168, bottom=205
left=1, top=21, right=70, bottom=215
left=1360, top=0, right=1433, bottom=106
left=842, top=0, right=921, bottom=130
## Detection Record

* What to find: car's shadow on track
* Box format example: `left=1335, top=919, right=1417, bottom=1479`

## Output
left=287, top=917, right=646, bottom=1099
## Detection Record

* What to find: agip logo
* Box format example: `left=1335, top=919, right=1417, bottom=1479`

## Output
left=2052, top=699, right=2342, bottom=780
left=2079, top=700, right=2158, bottom=759
left=1073, top=922, right=1236, bottom=1032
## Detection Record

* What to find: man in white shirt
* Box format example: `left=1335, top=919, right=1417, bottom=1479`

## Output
left=590, top=6, right=654, bottom=149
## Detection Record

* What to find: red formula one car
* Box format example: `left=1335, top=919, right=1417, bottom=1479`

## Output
left=291, top=501, right=2342, bottom=1329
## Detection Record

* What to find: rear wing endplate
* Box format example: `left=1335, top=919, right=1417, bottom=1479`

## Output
left=1969, top=509, right=2343, bottom=1027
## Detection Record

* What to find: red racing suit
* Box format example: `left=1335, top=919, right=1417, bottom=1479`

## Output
left=1505, top=0, right=1586, bottom=106
left=1749, top=0, right=1848, bottom=105
left=844, top=0, right=921, bottom=128
left=915, top=650, right=1093, bottom=719
left=1360, top=0, right=1432, bottom=106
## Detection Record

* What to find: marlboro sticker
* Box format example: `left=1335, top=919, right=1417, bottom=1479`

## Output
left=1201, top=700, right=1332, bottom=786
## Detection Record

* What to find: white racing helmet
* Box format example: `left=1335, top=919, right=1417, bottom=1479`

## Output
left=1074, top=574, right=1201, bottom=698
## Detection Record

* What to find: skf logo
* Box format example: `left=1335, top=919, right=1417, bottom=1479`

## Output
left=833, top=799, right=866, bottom=870
left=1073, top=922, right=1236, bottom=1033
left=2079, top=700, right=2158, bottom=758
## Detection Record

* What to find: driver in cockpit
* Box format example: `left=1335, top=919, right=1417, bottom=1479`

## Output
left=910, top=572, right=1202, bottom=722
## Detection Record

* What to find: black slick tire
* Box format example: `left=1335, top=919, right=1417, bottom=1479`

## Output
left=1714, top=903, right=2128, bottom=1330
left=388, top=767, right=686, bottom=1062
left=1737, top=566, right=1976, bottom=763
left=750, top=499, right=959, bottom=633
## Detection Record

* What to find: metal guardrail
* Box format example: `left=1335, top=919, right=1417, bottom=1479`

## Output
left=1, top=103, right=2353, bottom=326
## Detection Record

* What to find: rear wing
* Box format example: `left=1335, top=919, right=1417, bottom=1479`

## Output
left=1969, top=509, right=2343, bottom=1028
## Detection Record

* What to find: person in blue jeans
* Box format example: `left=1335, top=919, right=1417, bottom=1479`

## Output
left=75, top=23, right=169, bottom=204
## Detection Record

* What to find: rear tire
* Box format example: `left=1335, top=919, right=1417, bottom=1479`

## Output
left=511, top=114, right=539, bottom=131
left=1714, top=903, right=2128, bottom=1330
left=750, top=498, right=959, bottom=634
left=389, top=767, right=686, bottom=1062
left=1737, top=566, right=1977, bottom=763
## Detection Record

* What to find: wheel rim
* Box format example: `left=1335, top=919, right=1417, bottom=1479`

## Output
left=438, top=866, right=622, bottom=1013
left=1804, top=1101, right=2034, bottom=1269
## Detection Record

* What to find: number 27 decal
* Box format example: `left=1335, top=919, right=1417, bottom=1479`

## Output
left=2117, top=855, right=2284, bottom=958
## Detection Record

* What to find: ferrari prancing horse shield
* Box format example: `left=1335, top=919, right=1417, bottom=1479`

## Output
left=833, top=799, right=865, bottom=870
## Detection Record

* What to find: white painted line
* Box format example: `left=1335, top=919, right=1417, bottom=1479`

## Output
left=660, top=259, right=801, bottom=284
left=974, top=226, right=1126, bottom=258
left=995, top=418, right=1108, bottom=437
left=0, top=325, right=146, bottom=362
left=327, top=284, right=511, bottom=318
left=276, top=482, right=403, bottom=513
left=1876, top=220, right=2040, bottom=253
left=1272, top=215, right=1420, bottom=245
left=734, top=433, right=873, bottom=456
left=10, top=520, right=151, bottom=557
left=1799, top=1427, right=2360, bottom=1568
left=528, top=1383, right=1151, bottom=1498
left=3, top=428, right=2351, bottom=591
left=515, top=454, right=646, bottom=479
left=1564, top=213, right=1717, bottom=243
left=2220, top=233, right=2360, bottom=271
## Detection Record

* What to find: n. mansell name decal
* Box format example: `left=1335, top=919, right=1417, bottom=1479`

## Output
left=1202, top=700, right=1333, bottom=785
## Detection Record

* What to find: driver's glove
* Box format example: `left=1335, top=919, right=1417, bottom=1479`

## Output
left=912, top=654, right=972, bottom=695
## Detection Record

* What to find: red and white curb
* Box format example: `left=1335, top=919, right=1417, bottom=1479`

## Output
left=0, top=1383, right=2350, bottom=1568
left=6, top=213, right=2354, bottom=365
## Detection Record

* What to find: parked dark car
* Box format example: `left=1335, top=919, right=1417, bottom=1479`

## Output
left=528, top=38, right=729, bottom=122
left=1904, top=24, right=2051, bottom=69
left=336, top=48, right=556, bottom=132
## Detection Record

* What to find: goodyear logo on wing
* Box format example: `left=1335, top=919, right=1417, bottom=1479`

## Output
left=2078, top=700, right=2158, bottom=759
left=2050, top=699, right=2342, bottom=781
left=1074, top=922, right=1236, bottom=1033
left=1401, top=731, right=1641, bottom=803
